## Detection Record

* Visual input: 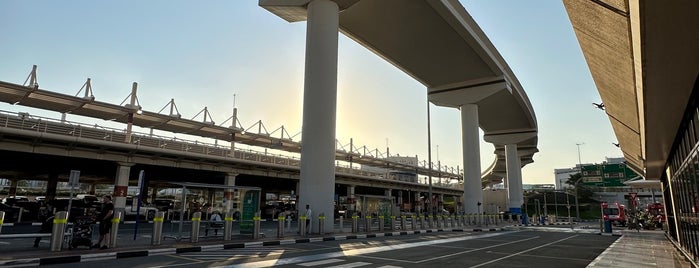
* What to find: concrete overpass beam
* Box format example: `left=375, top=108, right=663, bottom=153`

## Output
left=298, top=0, right=339, bottom=234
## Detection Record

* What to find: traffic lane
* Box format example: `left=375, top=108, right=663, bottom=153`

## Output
left=339, top=231, right=618, bottom=268
left=43, top=232, right=496, bottom=267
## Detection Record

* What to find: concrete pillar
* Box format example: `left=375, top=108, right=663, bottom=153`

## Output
left=8, top=179, right=18, bottom=196
left=505, top=144, right=524, bottom=214
left=438, top=194, right=444, bottom=212
left=461, top=104, right=482, bottom=213
left=415, top=192, right=422, bottom=214
left=347, top=185, right=355, bottom=211
left=113, top=163, right=133, bottom=215
left=46, top=173, right=58, bottom=201
left=224, top=173, right=237, bottom=213
left=150, top=186, right=158, bottom=204
left=298, top=0, right=339, bottom=234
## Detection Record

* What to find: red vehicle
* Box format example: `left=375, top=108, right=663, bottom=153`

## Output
left=602, top=202, right=627, bottom=226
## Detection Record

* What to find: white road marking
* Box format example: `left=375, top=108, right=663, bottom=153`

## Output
left=325, top=262, right=371, bottom=268
left=297, top=258, right=344, bottom=266
left=217, top=232, right=514, bottom=268
left=469, top=234, right=579, bottom=268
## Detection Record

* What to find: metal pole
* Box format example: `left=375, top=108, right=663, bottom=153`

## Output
left=318, top=213, right=325, bottom=235
left=152, top=211, right=164, bottom=246
left=190, top=211, right=201, bottom=243
left=253, top=211, right=261, bottom=239
left=554, top=191, right=559, bottom=223
left=543, top=192, right=548, bottom=223
left=427, top=100, right=433, bottom=217
left=224, top=211, right=233, bottom=241
left=109, top=211, right=122, bottom=248
left=50, top=211, right=68, bottom=252
left=277, top=215, right=285, bottom=238
left=576, top=143, right=584, bottom=221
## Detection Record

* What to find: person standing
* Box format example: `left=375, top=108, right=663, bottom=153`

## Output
left=305, top=204, right=312, bottom=234
left=93, top=195, right=114, bottom=249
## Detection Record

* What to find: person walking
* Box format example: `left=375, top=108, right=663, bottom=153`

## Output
left=305, top=204, right=312, bottom=234
left=93, top=195, right=114, bottom=249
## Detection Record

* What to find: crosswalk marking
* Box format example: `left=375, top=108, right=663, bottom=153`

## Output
left=298, top=258, right=344, bottom=266
left=324, top=262, right=371, bottom=268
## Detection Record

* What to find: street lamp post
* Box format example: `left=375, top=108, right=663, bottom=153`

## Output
left=534, top=199, right=540, bottom=224
left=575, top=143, right=584, bottom=221
left=543, top=192, right=548, bottom=223
left=554, top=190, right=559, bottom=223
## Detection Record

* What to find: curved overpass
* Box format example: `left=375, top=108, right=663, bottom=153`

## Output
left=261, top=0, right=538, bottom=198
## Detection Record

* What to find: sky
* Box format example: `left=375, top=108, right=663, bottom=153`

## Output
left=0, top=1, right=622, bottom=185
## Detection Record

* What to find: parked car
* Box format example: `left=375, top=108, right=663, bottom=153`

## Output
left=47, top=198, right=96, bottom=222
left=2, top=196, right=29, bottom=206
left=0, top=203, right=21, bottom=222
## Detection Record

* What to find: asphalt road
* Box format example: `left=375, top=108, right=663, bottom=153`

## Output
left=42, top=230, right=617, bottom=268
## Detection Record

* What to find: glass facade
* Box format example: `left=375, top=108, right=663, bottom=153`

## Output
left=665, top=81, right=699, bottom=262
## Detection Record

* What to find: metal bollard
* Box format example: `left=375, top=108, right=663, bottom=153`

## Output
left=17, top=207, right=23, bottom=223
left=152, top=211, right=165, bottom=246
left=401, top=215, right=406, bottom=230
left=339, top=215, right=344, bottom=231
left=191, top=212, right=202, bottom=243
left=109, top=211, right=122, bottom=248
left=352, top=214, right=358, bottom=233
left=0, top=211, right=4, bottom=234
left=411, top=215, right=417, bottom=230
left=390, top=216, right=396, bottom=231
left=318, top=213, right=325, bottom=235
left=286, top=215, right=291, bottom=233
left=253, top=211, right=261, bottom=239
left=50, top=211, right=68, bottom=252
left=365, top=216, right=372, bottom=233
left=378, top=215, right=384, bottom=231
left=224, top=212, right=233, bottom=241
left=277, top=215, right=285, bottom=238
left=299, top=215, right=307, bottom=237
left=420, top=215, right=425, bottom=230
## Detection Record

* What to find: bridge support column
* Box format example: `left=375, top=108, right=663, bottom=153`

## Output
left=505, top=144, right=524, bottom=214
left=298, top=0, right=339, bottom=235
left=113, top=163, right=133, bottom=215
left=224, top=173, right=237, bottom=214
left=347, top=185, right=355, bottom=212
left=461, top=104, right=483, bottom=214
left=47, top=173, right=58, bottom=201
left=483, top=131, right=537, bottom=216
left=415, top=192, right=422, bottom=214
left=8, top=178, right=18, bottom=197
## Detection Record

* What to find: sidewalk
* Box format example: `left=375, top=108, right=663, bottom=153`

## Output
left=588, top=229, right=695, bottom=268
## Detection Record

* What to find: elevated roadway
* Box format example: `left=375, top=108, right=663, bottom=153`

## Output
left=261, top=0, right=538, bottom=218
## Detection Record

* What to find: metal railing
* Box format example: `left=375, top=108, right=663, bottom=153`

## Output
left=1, top=110, right=445, bottom=181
